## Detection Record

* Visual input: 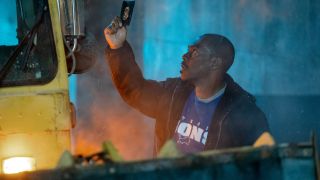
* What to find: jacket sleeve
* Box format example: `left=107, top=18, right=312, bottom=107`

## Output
left=105, top=41, right=170, bottom=118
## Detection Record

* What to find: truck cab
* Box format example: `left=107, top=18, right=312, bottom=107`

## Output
left=0, top=0, right=83, bottom=174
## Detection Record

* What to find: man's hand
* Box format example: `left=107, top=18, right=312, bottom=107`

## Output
left=104, top=16, right=127, bottom=49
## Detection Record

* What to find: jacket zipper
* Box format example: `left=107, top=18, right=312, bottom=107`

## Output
left=214, top=110, right=231, bottom=149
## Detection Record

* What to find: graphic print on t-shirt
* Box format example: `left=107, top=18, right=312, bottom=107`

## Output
left=173, top=90, right=223, bottom=153
left=176, top=117, right=209, bottom=145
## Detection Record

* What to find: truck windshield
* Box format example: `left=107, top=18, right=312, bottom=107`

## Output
left=0, top=0, right=57, bottom=87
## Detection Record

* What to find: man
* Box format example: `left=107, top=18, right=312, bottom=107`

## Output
left=104, top=17, right=274, bottom=154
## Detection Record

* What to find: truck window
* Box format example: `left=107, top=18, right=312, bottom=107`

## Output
left=0, top=0, right=57, bottom=87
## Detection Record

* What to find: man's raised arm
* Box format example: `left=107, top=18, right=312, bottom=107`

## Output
left=104, top=17, right=169, bottom=118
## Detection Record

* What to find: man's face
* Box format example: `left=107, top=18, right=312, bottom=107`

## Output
left=180, top=40, right=212, bottom=82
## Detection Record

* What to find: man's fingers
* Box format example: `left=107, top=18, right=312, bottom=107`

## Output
left=119, top=20, right=123, bottom=28
left=106, top=21, right=118, bottom=35
left=105, top=24, right=115, bottom=35
left=106, top=16, right=123, bottom=35
left=104, top=26, right=112, bottom=35
left=114, top=16, right=123, bottom=28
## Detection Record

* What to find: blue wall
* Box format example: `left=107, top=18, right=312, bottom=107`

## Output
left=142, top=0, right=320, bottom=144
left=143, top=0, right=320, bottom=95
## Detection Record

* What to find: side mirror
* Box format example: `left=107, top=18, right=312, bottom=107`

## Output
left=57, top=0, right=84, bottom=38
left=58, top=0, right=96, bottom=74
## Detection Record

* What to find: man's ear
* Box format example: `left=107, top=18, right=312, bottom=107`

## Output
left=210, top=57, right=222, bottom=70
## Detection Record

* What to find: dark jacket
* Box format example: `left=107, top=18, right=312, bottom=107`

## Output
left=105, top=41, right=270, bottom=153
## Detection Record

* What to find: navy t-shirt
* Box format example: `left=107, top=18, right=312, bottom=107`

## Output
left=173, top=89, right=225, bottom=154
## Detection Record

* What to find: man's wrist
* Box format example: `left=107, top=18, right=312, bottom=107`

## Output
left=109, top=42, right=124, bottom=49
left=106, top=41, right=129, bottom=55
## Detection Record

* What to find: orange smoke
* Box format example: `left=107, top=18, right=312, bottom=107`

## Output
left=72, top=101, right=155, bottom=161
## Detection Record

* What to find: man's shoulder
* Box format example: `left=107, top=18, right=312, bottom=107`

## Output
left=223, top=74, right=265, bottom=118
left=224, top=74, right=256, bottom=102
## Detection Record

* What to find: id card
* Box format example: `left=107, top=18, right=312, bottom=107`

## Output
left=120, top=1, right=135, bottom=26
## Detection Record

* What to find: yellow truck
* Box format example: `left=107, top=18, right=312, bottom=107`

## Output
left=0, top=0, right=91, bottom=174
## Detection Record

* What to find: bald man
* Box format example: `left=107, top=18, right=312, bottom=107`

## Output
left=104, top=17, right=274, bottom=154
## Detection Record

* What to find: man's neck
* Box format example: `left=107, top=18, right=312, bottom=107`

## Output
left=194, top=74, right=225, bottom=99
